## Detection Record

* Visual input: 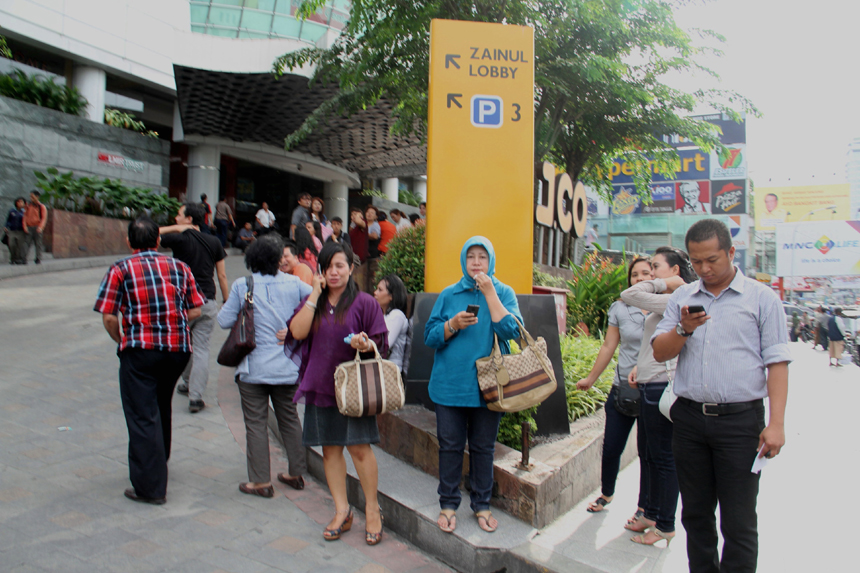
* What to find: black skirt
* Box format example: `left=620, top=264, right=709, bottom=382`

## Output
left=302, top=404, right=380, bottom=447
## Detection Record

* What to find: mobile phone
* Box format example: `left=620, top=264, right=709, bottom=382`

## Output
left=466, top=304, right=480, bottom=316
left=688, top=305, right=706, bottom=314
left=317, top=264, right=322, bottom=276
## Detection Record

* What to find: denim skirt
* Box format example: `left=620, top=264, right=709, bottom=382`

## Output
left=302, top=404, right=380, bottom=447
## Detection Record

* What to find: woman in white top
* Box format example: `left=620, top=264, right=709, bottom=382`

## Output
left=620, top=246, right=697, bottom=547
left=373, top=274, right=410, bottom=371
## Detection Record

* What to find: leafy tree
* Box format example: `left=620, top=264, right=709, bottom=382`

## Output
left=1, top=35, right=12, bottom=59
left=273, top=0, right=757, bottom=200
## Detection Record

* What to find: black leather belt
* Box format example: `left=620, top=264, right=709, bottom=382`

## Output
left=677, top=396, right=763, bottom=416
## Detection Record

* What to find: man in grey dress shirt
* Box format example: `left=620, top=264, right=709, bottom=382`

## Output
left=652, top=219, right=791, bottom=573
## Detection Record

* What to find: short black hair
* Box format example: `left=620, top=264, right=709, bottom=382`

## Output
left=283, top=240, right=298, bottom=257
left=330, top=216, right=343, bottom=224
left=298, top=192, right=311, bottom=201
left=378, top=210, right=388, bottom=221
left=201, top=194, right=207, bottom=200
left=419, top=201, right=426, bottom=208
left=685, top=219, right=732, bottom=253
left=182, top=202, right=206, bottom=227
left=128, top=216, right=159, bottom=249
left=349, top=206, right=362, bottom=215
left=409, top=213, right=420, bottom=224
left=244, top=235, right=284, bottom=276
left=30, top=190, right=41, bottom=198
left=380, top=274, right=408, bottom=313
left=15, top=196, right=26, bottom=206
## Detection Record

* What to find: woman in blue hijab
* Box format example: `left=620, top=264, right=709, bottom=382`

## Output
left=425, top=236, right=523, bottom=534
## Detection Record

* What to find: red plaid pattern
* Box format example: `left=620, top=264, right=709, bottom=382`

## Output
left=94, top=250, right=205, bottom=352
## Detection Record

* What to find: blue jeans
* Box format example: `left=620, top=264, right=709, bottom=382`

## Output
left=602, top=386, right=648, bottom=509
left=639, top=382, right=679, bottom=532
left=435, top=404, right=502, bottom=513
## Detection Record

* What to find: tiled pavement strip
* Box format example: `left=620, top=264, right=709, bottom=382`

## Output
left=1, top=254, right=845, bottom=572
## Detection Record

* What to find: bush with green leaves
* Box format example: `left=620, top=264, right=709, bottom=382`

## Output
left=566, top=252, right=629, bottom=337
left=0, top=69, right=88, bottom=116
left=34, top=167, right=180, bottom=225
left=374, top=224, right=425, bottom=293
left=561, top=334, right=614, bottom=421
left=397, top=188, right=423, bottom=207
left=104, top=108, right=158, bottom=138
left=533, top=264, right=567, bottom=288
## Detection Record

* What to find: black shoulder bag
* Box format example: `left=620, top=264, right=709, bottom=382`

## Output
left=216, top=276, right=255, bottom=366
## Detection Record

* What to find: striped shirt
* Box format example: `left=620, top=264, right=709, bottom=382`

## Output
left=94, top=250, right=205, bottom=352
left=651, top=267, right=792, bottom=403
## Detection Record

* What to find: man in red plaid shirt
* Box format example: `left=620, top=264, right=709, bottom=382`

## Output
left=94, top=216, right=205, bottom=505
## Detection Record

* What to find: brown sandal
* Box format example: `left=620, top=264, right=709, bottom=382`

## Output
left=476, top=511, right=498, bottom=533
left=437, top=510, right=456, bottom=533
left=323, top=508, right=353, bottom=541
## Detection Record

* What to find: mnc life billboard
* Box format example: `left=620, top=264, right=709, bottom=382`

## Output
left=775, top=220, right=860, bottom=277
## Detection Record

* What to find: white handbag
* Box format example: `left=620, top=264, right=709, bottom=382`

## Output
left=659, top=362, right=677, bottom=421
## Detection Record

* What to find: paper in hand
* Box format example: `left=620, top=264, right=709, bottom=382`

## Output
left=751, top=445, right=769, bottom=474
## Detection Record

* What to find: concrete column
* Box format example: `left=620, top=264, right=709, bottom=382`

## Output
left=414, top=176, right=427, bottom=201
left=72, top=65, right=106, bottom=123
left=187, top=145, right=221, bottom=203
left=382, top=177, right=399, bottom=202
left=324, top=181, right=349, bottom=223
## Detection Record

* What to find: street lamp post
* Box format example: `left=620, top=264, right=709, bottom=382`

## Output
left=789, top=205, right=838, bottom=303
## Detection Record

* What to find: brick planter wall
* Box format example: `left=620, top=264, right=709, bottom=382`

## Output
left=45, top=210, right=129, bottom=258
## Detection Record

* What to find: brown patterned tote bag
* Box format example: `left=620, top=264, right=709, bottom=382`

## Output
left=334, top=341, right=406, bottom=417
left=475, top=317, right=557, bottom=412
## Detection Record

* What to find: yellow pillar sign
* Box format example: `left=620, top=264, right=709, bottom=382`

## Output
left=425, top=19, right=534, bottom=294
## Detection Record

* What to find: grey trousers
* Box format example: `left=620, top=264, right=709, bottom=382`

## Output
left=7, top=230, right=26, bottom=263
left=25, top=228, right=42, bottom=262
left=181, top=300, right=218, bottom=401
left=237, top=380, right=307, bottom=483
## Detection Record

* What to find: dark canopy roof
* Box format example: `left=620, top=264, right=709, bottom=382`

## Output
left=174, top=65, right=426, bottom=178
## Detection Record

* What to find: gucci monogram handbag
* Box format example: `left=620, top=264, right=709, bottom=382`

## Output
left=476, top=317, right=557, bottom=412
left=334, top=341, right=405, bottom=417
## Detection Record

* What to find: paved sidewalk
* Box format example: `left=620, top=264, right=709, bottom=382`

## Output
left=0, top=255, right=848, bottom=572
left=0, top=259, right=452, bottom=573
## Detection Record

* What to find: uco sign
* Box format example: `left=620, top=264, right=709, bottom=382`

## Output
left=535, top=161, right=587, bottom=238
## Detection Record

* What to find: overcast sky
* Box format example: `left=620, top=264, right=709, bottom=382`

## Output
left=671, top=0, right=859, bottom=186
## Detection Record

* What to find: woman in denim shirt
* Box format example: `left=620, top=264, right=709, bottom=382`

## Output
left=425, top=236, right=523, bottom=534
left=218, top=235, right=313, bottom=497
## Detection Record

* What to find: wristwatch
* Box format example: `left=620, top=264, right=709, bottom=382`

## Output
left=447, top=321, right=458, bottom=335
left=675, top=322, right=693, bottom=337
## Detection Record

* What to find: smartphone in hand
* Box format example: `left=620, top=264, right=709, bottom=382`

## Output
left=688, top=305, right=706, bottom=314
left=466, top=304, right=480, bottom=316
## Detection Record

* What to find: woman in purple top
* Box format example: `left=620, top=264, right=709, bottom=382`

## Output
left=286, top=241, right=388, bottom=546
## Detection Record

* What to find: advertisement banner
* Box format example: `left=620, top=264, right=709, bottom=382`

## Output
left=675, top=181, right=711, bottom=214
left=756, top=184, right=851, bottom=230
left=710, top=144, right=747, bottom=180
left=727, top=214, right=750, bottom=249
left=711, top=180, right=747, bottom=215
left=643, top=182, right=675, bottom=214
left=660, top=113, right=747, bottom=147
left=611, top=184, right=642, bottom=215
left=607, top=149, right=710, bottom=184
left=775, top=220, right=860, bottom=277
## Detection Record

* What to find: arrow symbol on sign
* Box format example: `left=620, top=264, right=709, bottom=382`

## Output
left=445, top=54, right=461, bottom=69
left=447, top=94, right=462, bottom=109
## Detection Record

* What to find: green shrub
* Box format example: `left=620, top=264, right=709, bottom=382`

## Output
left=374, top=224, right=425, bottom=293
left=561, top=334, right=615, bottom=421
left=398, top=188, right=423, bottom=207
left=566, top=252, right=628, bottom=337
left=104, top=108, right=158, bottom=138
left=533, top=264, right=566, bottom=288
left=0, top=69, right=88, bottom=116
left=34, top=167, right=180, bottom=225
left=498, top=407, right=538, bottom=451
left=1, top=36, right=11, bottom=59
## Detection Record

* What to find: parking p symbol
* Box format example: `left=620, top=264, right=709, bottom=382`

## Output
left=471, top=95, right=503, bottom=128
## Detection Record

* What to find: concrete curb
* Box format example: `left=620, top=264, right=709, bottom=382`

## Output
left=0, top=255, right=118, bottom=280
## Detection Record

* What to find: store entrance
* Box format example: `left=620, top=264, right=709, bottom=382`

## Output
left=221, top=155, right=324, bottom=233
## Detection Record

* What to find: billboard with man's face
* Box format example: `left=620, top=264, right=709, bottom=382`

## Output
left=755, top=184, right=851, bottom=230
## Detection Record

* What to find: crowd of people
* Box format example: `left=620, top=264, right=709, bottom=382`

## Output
left=92, top=207, right=421, bottom=547
left=4, top=191, right=48, bottom=265
left=88, top=206, right=791, bottom=570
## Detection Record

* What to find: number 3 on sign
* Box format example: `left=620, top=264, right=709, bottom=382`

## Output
left=511, top=103, right=521, bottom=122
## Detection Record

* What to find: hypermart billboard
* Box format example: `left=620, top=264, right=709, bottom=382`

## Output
left=755, top=184, right=851, bottom=231
left=775, top=221, right=860, bottom=276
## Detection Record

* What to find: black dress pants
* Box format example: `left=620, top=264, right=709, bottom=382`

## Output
left=671, top=398, right=765, bottom=573
left=118, top=348, right=190, bottom=499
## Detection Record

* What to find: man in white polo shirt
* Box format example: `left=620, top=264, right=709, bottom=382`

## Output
left=255, top=201, right=276, bottom=236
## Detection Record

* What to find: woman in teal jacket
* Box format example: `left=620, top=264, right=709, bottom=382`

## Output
left=425, top=236, right=523, bottom=534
